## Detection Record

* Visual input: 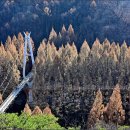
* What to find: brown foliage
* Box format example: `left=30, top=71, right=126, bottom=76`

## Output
left=49, top=28, right=57, bottom=42
left=61, top=24, right=67, bottom=34
left=79, top=40, right=90, bottom=62
left=32, top=106, right=42, bottom=115
left=43, top=105, right=52, bottom=115
left=104, top=84, right=125, bottom=125
left=87, top=89, right=104, bottom=128
left=23, top=104, right=32, bottom=115
left=68, top=24, right=74, bottom=34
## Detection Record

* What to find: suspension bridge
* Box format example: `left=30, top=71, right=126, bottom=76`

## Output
left=0, top=32, right=35, bottom=113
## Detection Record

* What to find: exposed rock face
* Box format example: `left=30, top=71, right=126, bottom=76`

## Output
left=32, top=106, right=42, bottom=115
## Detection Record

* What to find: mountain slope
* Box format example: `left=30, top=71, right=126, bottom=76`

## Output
left=0, top=0, right=130, bottom=47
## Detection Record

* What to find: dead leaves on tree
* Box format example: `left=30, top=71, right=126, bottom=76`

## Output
left=87, top=84, right=125, bottom=128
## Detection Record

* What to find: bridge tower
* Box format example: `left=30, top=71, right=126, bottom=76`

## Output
left=23, top=32, right=34, bottom=103
left=0, top=32, right=35, bottom=113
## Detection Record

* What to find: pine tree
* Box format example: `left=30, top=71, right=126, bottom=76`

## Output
left=51, top=42, right=58, bottom=61
left=5, top=36, right=12, bottom=50
left=17, top=32, right=24, bottom=55
left=120, top=41, right=128, bottom=63
left=43, top=105, right=52, bottom=115
left=102, top=38, right=110, bottom=52
left=68, top=24, right=75, bottom=43
left=110, top=42, right=120, bottom=61
left=18, top=32, right=24, bottom=43
left=12, top=35, right=18, bottom=48
left=104, top=84, right=125, bottom=125
left=23, top=104, right=32, bottom=115
left=109, top=49, right=118, bottom=63
left=6, top=50, right=13, bottom=61
left=49, top=27, right=57, bottom=42
left=32, top=106, right=42, bottom=115
left=11, top=64, right=20, bottom=85
left=36, top=40, right=46, bottom=65
left=79, top=40, right=90, bottom=62
left=116, top=43, right=121, bottom=60
left=91, top=0, right=97, bottom=7
left=0, top=43, right=6, bottom=57
left=63, top=43, right=74, bottom=64
left=68, top=24, right=74, bottom=35
left=71, top=42, right=78, bottom=60
left=61, top=24, right=67, bottom=35
left=33, top=41, right=49, bottom=105
left=58, top=45, right=64, bottom=57
left=6, top=42, right=18, bottom=63
left=18, top=43, right=24, bottom=67
left=91, top=38, right=102, bottom=55
left=46, top=42, right=53, bottom=62
left=87, top=89, right=104, bottom=128
left=1, top=42, right=20, bottom=96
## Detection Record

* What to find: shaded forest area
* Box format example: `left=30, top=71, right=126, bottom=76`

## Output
left=0, top=30, right=130, bottom=128
left=0, top=0, right=130, bottom=49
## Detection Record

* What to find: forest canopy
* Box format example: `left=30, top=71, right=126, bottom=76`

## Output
left=0, top=30, right=130, bottom=128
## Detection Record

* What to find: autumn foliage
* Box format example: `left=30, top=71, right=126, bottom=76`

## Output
left=32, top=106, right=42, bottom=115
left=87, top=89, right=104, bottom=128
left=23, top=104, right=32, bottom=115
left=0, top=28, right=129, bottom=128
left=43, top=105, right=52, bottom=115
left=104, top=84, right=125, bottom=125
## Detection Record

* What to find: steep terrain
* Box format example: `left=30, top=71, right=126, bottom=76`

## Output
left=0, top=0, right=130, bottom=48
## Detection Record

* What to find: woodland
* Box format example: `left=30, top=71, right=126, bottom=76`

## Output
left=0, top=25, right=130, bottom=129
left=0, top=0, right=130, bottom=47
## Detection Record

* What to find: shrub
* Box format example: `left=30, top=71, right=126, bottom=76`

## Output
left=0, top=113, right=64, bottom=130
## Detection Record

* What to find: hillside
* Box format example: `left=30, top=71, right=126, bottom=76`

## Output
left=1, top=0, right=130, bottom=129
left=0, top=0, right=130, bottom=48
left=0, top=33, right=130, bottom=128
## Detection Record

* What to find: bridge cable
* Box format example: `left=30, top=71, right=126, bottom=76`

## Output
left=2, top=77, right=12, bottom=96
left=0, top=63, right=11, bottom=89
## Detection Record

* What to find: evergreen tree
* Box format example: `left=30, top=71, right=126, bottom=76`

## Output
left=120, top=41, right=127, bottom=63
left=23, top=104, right=32, bottom=115
left=91, top=38, right=102, bottom=54
left=32, top=106, right=42, bottom=115
left=68, top=24, right=74, bottom=35
left=43, top=105, right=52, bottom=115
left=12, top=35, right=18, bottom=49
left=104, top=84, right=125, bottom=125
left=6, top=42, right=18, bottom=63
left=49, top=28, right=57, bottom=43
left=18, top=32, right=24, bottom=43
left=0, top=43, right=6, bottom=57
left=61, top=24, right=67, bottom=35
left=5, top=36, right=12, bottom=50
left=87, top=89, right=104, bottom=128
left=102, top=38, right=111, bottom=52
left=36, top=40, right=46, bottom=65
left=91, top=0, right=97, bottom=7
left=79, top=40, right=90, bottom=62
